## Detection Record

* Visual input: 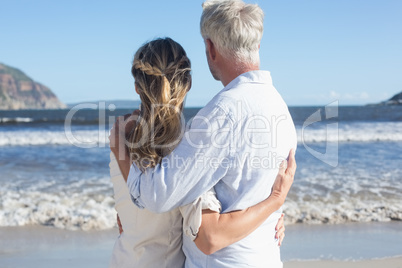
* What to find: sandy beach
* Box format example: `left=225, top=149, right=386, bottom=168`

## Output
left=1, top=222, right=401, bottom=267
left=282, top=222, right=402, bottom=267
left=0, top=226, right=116, bottom=268
left=281, top=221, right=402, bottom=261
left=285, top=257, right=402, bottom=268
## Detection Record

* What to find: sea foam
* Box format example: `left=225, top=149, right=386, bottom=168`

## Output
left=1, top=122, right=402, bottom=147
left=0, top=117, right=34, bottom=124
left=0, top=179, right=116, bottom=231
left=1, top=188, right=401, bottom=230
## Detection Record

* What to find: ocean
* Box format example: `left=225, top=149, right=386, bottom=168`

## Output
left=0, top=105, right=401, bottom=230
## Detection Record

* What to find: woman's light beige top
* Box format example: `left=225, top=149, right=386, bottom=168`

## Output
left=109, top=152, right=221, bottom=268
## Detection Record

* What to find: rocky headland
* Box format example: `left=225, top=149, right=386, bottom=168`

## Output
left=0, top=63, right=66, bottom=110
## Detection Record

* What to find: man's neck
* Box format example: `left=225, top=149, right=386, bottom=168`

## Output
left=220, top=64, right=260, bottom=87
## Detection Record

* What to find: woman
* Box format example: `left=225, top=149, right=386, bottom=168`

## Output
left=109, top=37, right=294, bottom=268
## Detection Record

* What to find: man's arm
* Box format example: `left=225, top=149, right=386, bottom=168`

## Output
left=195, top=149, right=296, bottom=255
left=116, top=151, right=295, bottom=254
left=111, top=106, right=234, bottom=213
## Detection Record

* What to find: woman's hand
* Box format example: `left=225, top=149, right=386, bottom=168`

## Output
left=195, top=150, right=296, bottom=254
left=109, top=109, right=140, bottom=181
left=109, top=110, right=140, bottom=157
left=269, top=149, right=296, bottom=208
left=275, top=213, right=285, bottom=246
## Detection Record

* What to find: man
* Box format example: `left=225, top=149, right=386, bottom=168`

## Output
left=112, top=0, right=297, bottom=267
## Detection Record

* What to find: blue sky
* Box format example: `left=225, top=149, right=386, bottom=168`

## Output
left=1, top=0, right=401, bottom=107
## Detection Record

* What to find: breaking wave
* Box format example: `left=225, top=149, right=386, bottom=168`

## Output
left=1, top=122, right=402, bottom=147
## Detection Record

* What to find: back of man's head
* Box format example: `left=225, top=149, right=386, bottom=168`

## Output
left=200, top=0, right=264, bottom=66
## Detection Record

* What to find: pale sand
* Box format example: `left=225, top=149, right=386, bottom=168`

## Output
left=0, top=225, right=116, bottom=268
left=284, top=257, right=402, bottom=268
left=280, top=221, right=402, bottom=260
left=1, top=223, right=401, bottom=267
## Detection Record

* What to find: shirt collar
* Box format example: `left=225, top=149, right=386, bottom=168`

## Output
left=223, top=70, right=272, bottom=92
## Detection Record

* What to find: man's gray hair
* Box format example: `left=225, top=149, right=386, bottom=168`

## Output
left=201, top=0, right=264, bottom=65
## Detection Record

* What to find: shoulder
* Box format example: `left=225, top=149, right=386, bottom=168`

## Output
left=194, top=94, right=237, bottom=124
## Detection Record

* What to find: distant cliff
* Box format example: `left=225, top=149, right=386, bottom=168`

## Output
left=0, top=63, right=66, bottom=110
left=371, top=91, right=402, bottom=106
left=387, top=92, right=402, bottom=105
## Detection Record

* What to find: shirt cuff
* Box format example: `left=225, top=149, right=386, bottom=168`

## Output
left=126, top=163, right=145, bottom=209
left=180, top=188, right=222, bottom=241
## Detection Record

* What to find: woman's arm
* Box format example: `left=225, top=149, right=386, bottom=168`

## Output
left=194, top=149, right=296, bottom=255
left=109, top=111, right=140, bottom=181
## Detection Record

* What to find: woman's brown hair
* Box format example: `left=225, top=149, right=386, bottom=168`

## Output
left=128, top=38, right=191, bottom=171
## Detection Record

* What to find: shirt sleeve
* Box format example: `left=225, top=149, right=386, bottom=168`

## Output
left=127, top=104, right=235, bottom=213
left=179, top=188, right=221, bottom=241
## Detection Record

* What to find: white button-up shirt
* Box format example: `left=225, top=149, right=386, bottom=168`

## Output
left=127, top=70, right=297, bottom=268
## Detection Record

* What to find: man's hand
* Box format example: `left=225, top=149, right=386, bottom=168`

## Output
left=269, top=149, right=296, bottom=207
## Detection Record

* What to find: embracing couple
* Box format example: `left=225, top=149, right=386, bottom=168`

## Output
left=109, top=0, right=297, bottom=267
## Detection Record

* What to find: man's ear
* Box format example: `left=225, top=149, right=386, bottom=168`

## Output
left=206, top=39, right=217, bottom=61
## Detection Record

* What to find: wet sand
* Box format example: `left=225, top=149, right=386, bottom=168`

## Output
left=0, top=226, right=116, bottom=268
left=281, top=221, right=402, bottom=261
left=285, top=257, right=402, bottom=268
left=1, top=222, right=401, bottom=267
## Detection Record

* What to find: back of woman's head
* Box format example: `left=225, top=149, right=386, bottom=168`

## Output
left=129, top=38, right=191, bottom=171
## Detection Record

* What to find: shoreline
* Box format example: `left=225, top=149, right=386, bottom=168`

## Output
left=1, top=222, right=401, bottom=267
left=0, top=225, right=116, bottom=268
left=281, top=221, right=402, bottom=261
left=284, top=257, right=402, bottom=268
